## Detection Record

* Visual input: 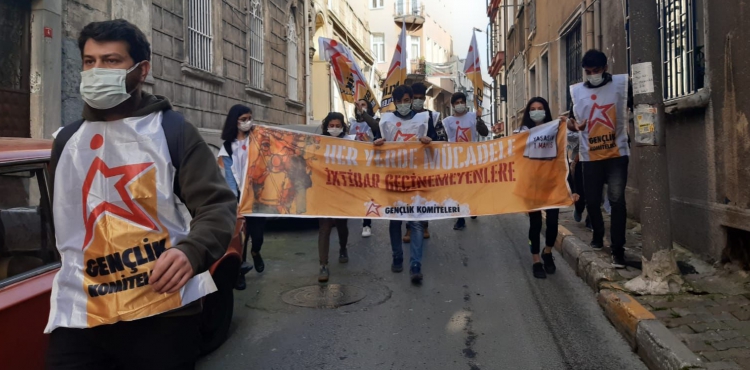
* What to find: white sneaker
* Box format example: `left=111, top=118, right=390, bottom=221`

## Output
left=362, top=226, right=372, bottom=238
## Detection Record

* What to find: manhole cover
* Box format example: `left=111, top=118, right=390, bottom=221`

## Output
left=281, top=284, right=366, bottom=308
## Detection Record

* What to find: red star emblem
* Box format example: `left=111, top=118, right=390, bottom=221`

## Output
left=81, top=157, right=158, bottom=250
left=393, top=130, right=416, bottom=142
left=455, top=126, right=471, bottom=142
left=587, top=102, right=616, bottom=132
left=366, top=200, right=382, bottom=217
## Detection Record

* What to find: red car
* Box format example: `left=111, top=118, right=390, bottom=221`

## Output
left=0, top=137, right=244, bottom=370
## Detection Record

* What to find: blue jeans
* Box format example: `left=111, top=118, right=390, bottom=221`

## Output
left=389, top=220, right=424, bottom=266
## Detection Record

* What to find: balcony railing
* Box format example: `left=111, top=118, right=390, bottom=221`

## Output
left=409, top=60, right=426, bottom=75
left=394, top=2, right=425, bottom=25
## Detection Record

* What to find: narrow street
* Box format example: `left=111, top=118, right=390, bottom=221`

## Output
left=199, top=215, right=646, bottom=370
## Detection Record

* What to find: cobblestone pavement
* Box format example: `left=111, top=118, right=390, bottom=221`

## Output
left=558, top=206, right=750, bottom=370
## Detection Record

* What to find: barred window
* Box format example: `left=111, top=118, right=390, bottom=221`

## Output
left=287, top=14, right=298, bottom=101
left=249, top=0, right=264, bottom=90
left=528, top=0, right=536, bottom=35
left=187, top=0, right=213, bottom=72
left=564, top=22, right=582, bottom=110
left=658, top=0, right=703, bottom=100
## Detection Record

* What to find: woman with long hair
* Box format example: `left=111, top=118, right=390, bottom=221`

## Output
left=317, top=112, right=351, bottom=282
left=351, top=99, right=379, bottom=238
left=517, top=97, right=560, bottom=279
left=218, top=104, right=267, bottom=290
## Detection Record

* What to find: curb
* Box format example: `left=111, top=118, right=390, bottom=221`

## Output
left=542, top=220, right=705, bottom=370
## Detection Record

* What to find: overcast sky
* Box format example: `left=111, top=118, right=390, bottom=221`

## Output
left=439, top=0, right=492, bottom=83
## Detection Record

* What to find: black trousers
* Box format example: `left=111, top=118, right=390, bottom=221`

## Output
left=363, top=219, right=372, bottom=227
left=573, top=161, right=587, bottom=215
left=583, top=156, right=629, bottom=254
left=529, top=209, right=559, bottom=255
left=46, top=314, right=200, bottom=370
left=243, top=216, right=267, bottom=261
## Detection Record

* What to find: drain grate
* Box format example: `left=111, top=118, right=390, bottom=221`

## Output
left=281, top=284, right=366, bottom=308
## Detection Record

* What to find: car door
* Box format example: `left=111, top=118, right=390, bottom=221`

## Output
left=0, top=162, right=59, bottom=370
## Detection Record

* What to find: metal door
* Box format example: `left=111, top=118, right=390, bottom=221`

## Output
left=0, top=0, right=31, bottom=138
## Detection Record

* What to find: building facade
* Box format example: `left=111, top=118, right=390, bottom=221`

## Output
left=487, top=0, right=750, bottom=264
left=1, top=0, right=311, bottom=153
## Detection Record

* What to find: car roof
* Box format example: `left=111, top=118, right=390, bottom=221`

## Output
left=0, top=137, right=53, bottom=164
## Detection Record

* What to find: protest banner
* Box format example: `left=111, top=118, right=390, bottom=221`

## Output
left=238, top=120, right=572, bottom=220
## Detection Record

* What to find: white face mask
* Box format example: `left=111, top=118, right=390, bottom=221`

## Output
left=453, top=104, right=468, bottom=115
left=396, top=103, right=412, bottom=116
left=412, top=99, right=425, bottom=111
left=529, top=110, right=546, bottom=123
left=587, top=73, right=604, bottom=86
left=328, top=127, right=343, bottom=137
left=238, top=120, right=253, bottom=132
left=80, top=62, right=142, bottom=110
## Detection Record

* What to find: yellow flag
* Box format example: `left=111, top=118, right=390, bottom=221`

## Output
left=380, top=25, right=407, bottom=112
left=464, top=33, right=484, bottom=116
left=319, top=37, right=380, bottom=111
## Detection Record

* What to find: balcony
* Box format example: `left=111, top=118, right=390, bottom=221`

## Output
left=394, top=2, right=425, bottom=28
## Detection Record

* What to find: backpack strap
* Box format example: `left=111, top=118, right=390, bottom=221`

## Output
left=160, top=109, right=186, bottom=203
left=52, top=119, right=85, bottom=163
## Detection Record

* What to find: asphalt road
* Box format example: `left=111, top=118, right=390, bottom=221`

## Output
left=198, top=214, right=647, bottom=370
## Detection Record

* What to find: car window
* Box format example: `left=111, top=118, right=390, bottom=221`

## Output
left=0, top=164, right=59, bottom=288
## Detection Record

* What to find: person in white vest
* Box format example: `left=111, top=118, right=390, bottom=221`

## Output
left=374, top=85, right=436, bottom=284
left=566, top=49, right=633, bottom=269
left=45, top=20, right=237, bottom=368
left=218, top=104, right=267, bottom=291
left=351, top=99, right=379, bottom=238
left=442, top=92, right=489, bottom=230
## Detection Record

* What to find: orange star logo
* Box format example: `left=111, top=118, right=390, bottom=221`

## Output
left=393, top=130, right=416, bottom=142
left=455, top=125, right=471, bottom=142
left=81, top=157, right=159, bottom=250
left=365, top=200, right=382, bottom=217
left=587, top=102, right=616, bottom=132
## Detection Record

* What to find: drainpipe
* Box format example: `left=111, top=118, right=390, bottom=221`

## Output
left=594, top=0, right=602, bottom=50
left=585, top=0, right=595, bottom=50
left=304, top=0, right=312, bottom=124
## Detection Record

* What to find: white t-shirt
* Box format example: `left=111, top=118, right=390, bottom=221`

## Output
left=443, top=112, right=479, bottom=143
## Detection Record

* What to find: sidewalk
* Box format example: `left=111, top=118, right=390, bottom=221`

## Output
left=547, top=207, right=750, bottom=370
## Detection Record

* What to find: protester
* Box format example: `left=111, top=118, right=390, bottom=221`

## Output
left=442, top=92, right=489, bottom=230
left=516, top=97, right=560, bottom=279
left=45, top=19, right=236, bottom=368
left=374, top=85, right=436, bottom=283
left=317, top=112, right=351, bottom=282
left=218, top=104, right=267, bottom=291
left=566, top=49, right=632, bottom=268
left=402, top=82, right=438, bottom=243
left=351, top=99, right=378, bottom=238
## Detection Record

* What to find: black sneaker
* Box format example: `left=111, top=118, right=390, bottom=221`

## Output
left=471, top=216, right=477, bottom=219
left=453, top=219, right=466, bottom=230
left=235, top=273, right=247, bottom=290
left=251, top=252, right=265, bottom=273
left=541, top=252, right=556, bottom=274
left=339, top=248, right=349, bottom=264
left=612, top=254, right=627, bottom=269
left=410, top=263, right=423, bottom=284
left=532, top=262, right=547, bottom=279
left=391, top=258, right=404, bottom=273
left=318, top=265, right=330, bottom=282
left=590, top=241, right=604, bottom=250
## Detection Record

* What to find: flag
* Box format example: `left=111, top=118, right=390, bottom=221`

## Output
left=464, top=33, right=484, bottom=115
left=380, top=25, right=407, bottom=112
left=318, top=37, right=380, bottom=112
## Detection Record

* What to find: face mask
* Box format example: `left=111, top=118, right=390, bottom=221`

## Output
left=587, top=73, right=604, bottom=86
left=529, top=110, right=546, bottom=123
left=328, top=127, right=343, bottom=136
left=412, top=99, right=425, bottom=111
left=396, top=103, right=412, bottom=116
left=80, top=62, right=142, bottom=110
left=453, top=104, right=468, bottom=115
left=238, top=120, right=253, bottom=132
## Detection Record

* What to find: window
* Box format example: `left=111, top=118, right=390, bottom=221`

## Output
left=249, top=0, right=264, bottom=90
left=371, top=33, right=385, bottom=63
left=396, top=0, right=405, bottom=15
left=187, top=0, right=213, bottom=72
left=529, top=65, right=537, bottom=98
left=0, top=165, right=58, bottom=288
left=287, top=14, right=298, bottom=101
left=528, top=0, right=536, bottom=36
left=506, top=0, right=515, bottom=29
left=370, top=0, right=384, bottom=9
left=540, top=52, right=549, bottom=100
left=564, top=22, right=582, bottom=111
left=659, top=0, right=703, bottom=100
left=409, top=36, right=420, bottom=61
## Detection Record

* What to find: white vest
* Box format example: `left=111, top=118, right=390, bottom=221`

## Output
left=348, top=118, right=375, bottom=142
left=45, top=112, right=216, bottom=332
left=218, top=136, right=250, bottom=190
left=570, top=74, right=630, bottom=161
left=379, top=111, right=429, bottom=142
left=443, top=112, right=479, bottom=143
